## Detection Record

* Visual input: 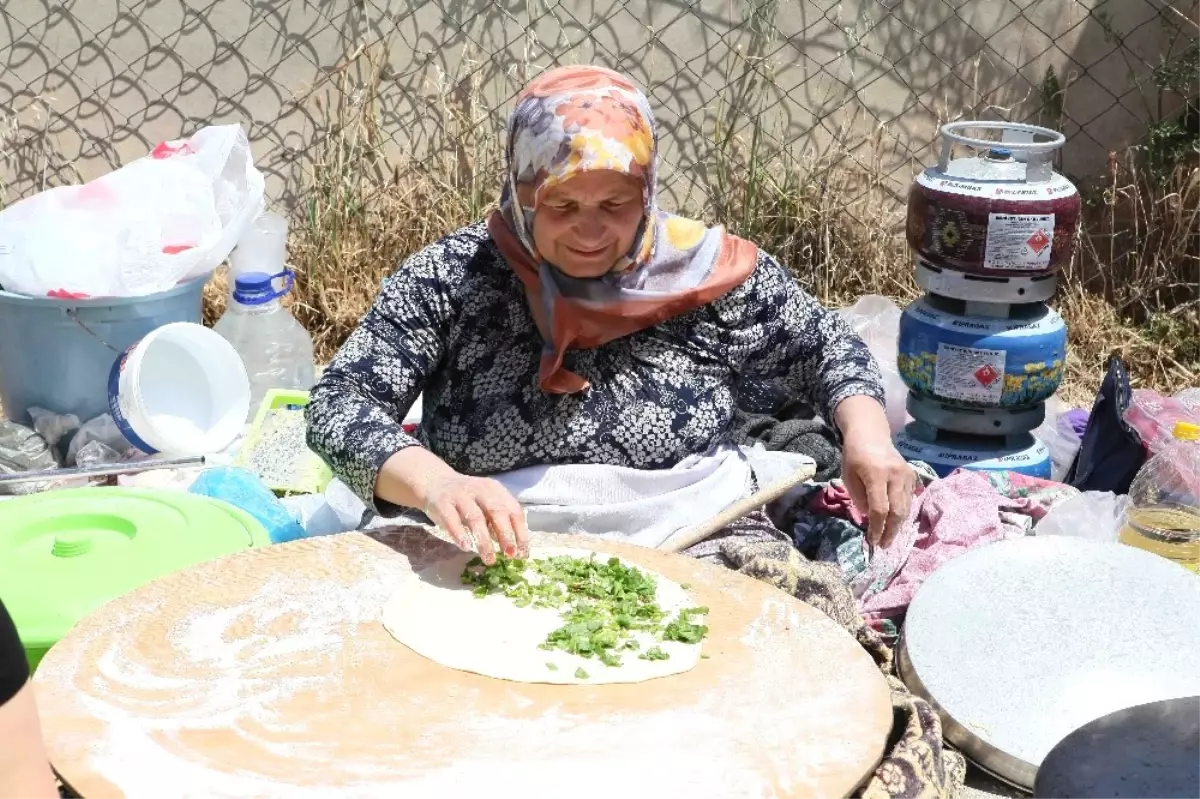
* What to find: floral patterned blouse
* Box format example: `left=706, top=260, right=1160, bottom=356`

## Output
left=306, top=222, right=885, bottom=507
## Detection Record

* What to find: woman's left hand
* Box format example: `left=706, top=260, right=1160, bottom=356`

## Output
left=834, top=395, right=916, bottom=549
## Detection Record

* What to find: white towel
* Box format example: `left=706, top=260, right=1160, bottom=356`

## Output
left=369, top=444, right=815, bottom=549
left=493, top=444, right=815, bottom=548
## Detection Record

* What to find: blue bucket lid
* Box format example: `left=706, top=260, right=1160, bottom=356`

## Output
left=233, top=270, right=294, bottom=305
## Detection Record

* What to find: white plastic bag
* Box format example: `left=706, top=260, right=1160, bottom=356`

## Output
left=0, top=125, right=264, bottom=298
left=1036, top=491, right=1130, bottom=543
left=1033, top=395, right=1083, bottom=482
left=280, top=479, right=367, bottom=538
left=27, top=407, right=80, bottom=460
left=66, top=414, right=134, bottom=466
left=838, top=295, right=907, bottom=434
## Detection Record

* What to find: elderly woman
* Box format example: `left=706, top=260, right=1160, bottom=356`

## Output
left=307, top=65, right=913, bottom=565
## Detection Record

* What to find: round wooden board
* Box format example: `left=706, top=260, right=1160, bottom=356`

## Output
left=33, top=528, right=893, bottom=799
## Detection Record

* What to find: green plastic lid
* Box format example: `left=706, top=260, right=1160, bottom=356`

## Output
left=0, top=487, right=270, bottom=668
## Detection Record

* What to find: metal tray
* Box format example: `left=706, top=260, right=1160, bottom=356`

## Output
left=898, top=536, right=1200, bottom=790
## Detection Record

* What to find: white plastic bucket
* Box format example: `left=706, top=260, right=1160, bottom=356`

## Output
left=108, top=322, right=250, bottom=456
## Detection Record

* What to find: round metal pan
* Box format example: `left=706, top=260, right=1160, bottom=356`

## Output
left=898, top=536, right=1200, bottom=790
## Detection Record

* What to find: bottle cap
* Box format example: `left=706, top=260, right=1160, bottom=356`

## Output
left=232, top=270, right=294, bottom=306
left=1172, top=421, right=1200, bottom=441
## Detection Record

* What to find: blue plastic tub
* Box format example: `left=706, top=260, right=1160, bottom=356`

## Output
left=0, top=279, right=208, bottom=424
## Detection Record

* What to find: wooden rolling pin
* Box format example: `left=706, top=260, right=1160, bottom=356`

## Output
left=659, top=462, right=817, bottom=553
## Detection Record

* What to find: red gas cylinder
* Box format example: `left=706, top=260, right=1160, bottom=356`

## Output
left=907, top=122, right=1081, bottom=278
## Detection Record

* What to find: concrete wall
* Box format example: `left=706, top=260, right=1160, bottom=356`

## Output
left=1, top=0, right=1194, bottom=208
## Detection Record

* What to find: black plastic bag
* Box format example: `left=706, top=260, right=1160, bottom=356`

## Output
left=1065, top=355, right=1147, bottom=494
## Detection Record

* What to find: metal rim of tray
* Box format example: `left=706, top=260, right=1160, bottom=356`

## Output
left=897, top=631, right=1038, bottom=790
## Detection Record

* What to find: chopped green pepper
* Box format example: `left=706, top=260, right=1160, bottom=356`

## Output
left=461, top=553, right=710, bottom=669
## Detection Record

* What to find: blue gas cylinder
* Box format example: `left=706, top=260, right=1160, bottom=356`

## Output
left=898, top=295, right=1066, bottom=409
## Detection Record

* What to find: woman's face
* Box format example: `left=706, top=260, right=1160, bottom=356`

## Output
left=531, top=171, right=644, bottom=278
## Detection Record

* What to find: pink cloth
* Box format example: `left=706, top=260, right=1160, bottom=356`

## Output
left=857, top=470, right=1044, bottom=628
left=807, top=482, right=869, bottom=527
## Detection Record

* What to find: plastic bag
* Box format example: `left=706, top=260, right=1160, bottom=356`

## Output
left=74, top=440, right=124, bottom=468
left=1124, top=388, right=1200, bottom=456
left=838, top=295, right=908, bottom=435
left=325, top=478, right=369, bottom=529
left=280, top=480, right=367, bottom=538
left=189, top=466, right=306, bottom=544
left=66, top=414, right=134, bottom=467
left=1033, top=396, right=1085, bottom=482
left=1174, top=388, right=1200, bottom=414
left=1036, top=491, right=1130, bottom=543
left=0, top=419, right=60, bottom=495
left=27, top=407, right=79, bottom=461
left=0, top=125, right=264, bottom=298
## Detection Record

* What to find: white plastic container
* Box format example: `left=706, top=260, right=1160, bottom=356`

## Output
left=212, top=269, right=315, bottom=418
left=108, top=322, right=251, bottom=455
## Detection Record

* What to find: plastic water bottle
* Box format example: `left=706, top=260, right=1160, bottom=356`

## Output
left=230, top=212, right=288, bottom=283
left=213, top=270, right=315, bottom=418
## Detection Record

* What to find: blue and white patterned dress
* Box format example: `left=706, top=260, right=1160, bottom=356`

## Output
left=306, top=222, right=885, bottom=511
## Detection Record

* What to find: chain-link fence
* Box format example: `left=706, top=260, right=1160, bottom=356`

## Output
left=2, top=0, right=1197, bottom=214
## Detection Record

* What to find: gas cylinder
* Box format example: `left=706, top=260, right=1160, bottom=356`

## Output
left=893, top=424, right=1052, bottom=479
left=907, top=122, right=1081, bottom=277
left=897, top=294, right=1067, bottom=410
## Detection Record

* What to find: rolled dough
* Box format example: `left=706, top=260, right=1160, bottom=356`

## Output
left=381, top=546, right=705, bottom=684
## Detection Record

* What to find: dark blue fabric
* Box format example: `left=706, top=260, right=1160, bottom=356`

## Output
left=1065, top=356, right=1146, bottom=494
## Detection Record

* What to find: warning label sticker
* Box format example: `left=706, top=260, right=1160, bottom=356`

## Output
left=933, top=343, right=1007, bottom=404
left=983, top=213, right=1055, bottom=270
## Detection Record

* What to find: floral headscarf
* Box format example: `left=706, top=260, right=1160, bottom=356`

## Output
left=488, top=65, right=759, bottom=395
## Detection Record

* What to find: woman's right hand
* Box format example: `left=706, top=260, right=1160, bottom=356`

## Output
left=375, top=447, right=530, bottom=565
left=422, top=473, right=530, bottom=564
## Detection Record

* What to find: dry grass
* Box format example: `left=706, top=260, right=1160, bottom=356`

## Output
left=202, top=49, right=499, bottom=356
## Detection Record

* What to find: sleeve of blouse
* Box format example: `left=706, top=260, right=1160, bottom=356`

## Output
left=710, top=251, right=886, bottom=428
left=305, top=236, right=462, bottom=507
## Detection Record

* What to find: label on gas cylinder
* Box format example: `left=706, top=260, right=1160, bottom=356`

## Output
left=983, top=213, right=1055, bottom=270
left=933, top=343, right=1007, bottom=404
